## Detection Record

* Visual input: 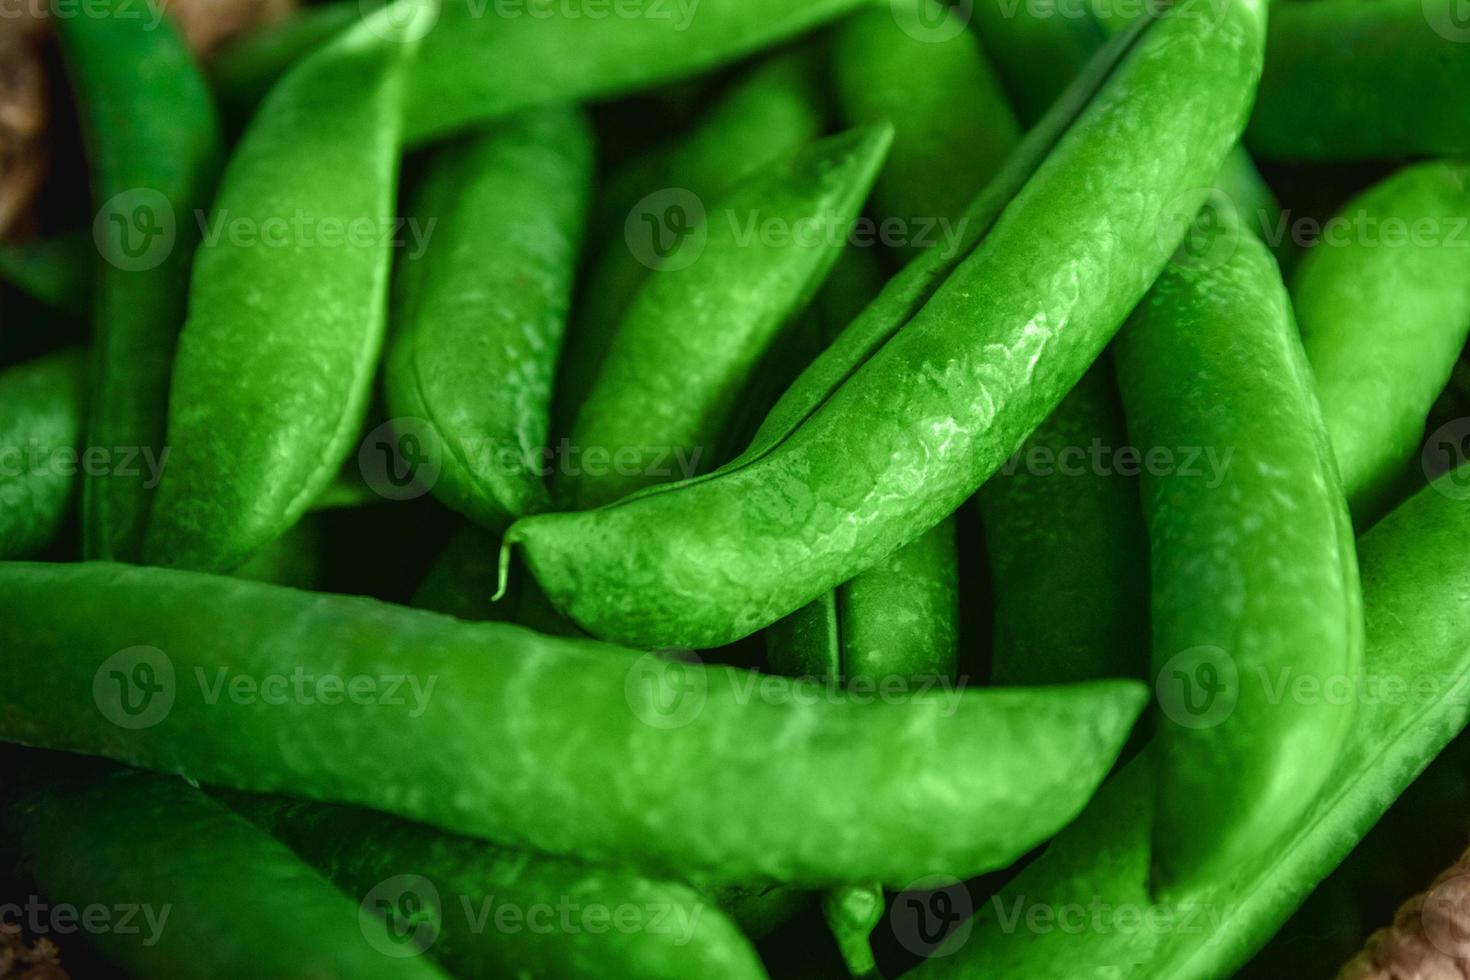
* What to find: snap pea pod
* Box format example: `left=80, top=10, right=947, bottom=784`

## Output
left=504, top=0, right=1267, bottom=649
left=912, top=465, right=1470, bottom=980
left=232, top=516, right=322, bottom=590
left=386, top=108, right=593, bottom=530
left=555, top=50, right=827, bottom=426
left=560, top=123, right=892, bottom=509
left=207, top=2, right=362, bottom=124
left=55, top=0, right=221, bottom=563
left=1115, top=225, right=1363, bottom=899
left=1, top=761, right=449, bottom=980
left=413, top=524, right=515, bottom=622
left=0, top=561, right=1145, bottom=887
left=405, top=0, right=872, bottom=144
left=217, top=792, right=768, bottom=980
left=831, top=0, right=1020, bottom=260
left=1291, top=160, right=1470, bottom=523
left=1247, top=0, right=1470, bottom=160
left=144, top=2, right=425, bottom=573
left=970, top=0, right=1107, bottom=124
left=0, top=232, right=92, bottom=316
left=0, top=349, right=88, bottom=559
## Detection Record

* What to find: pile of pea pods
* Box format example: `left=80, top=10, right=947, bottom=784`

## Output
left=2, top=0, right=1470, bottom=976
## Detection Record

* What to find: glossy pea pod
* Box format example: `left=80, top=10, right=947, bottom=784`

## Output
left=1290, top=161, right=1470, bottom=524
left=1, top=761, right=449, bottom=980
left=144, top=1, right=428, bottom=573
left=0, top=561, right=1145, bottom=887
left=385, top=108, right=593, bottom=530
left=1115, top=225, right=1364, bottom=899
left=217, top=792, right=768, bottom=980
left=405, top=0, right=873, bottom=144
left=54, top=0, right=221, bottom=563
left=555, top=50, right=827, bottom=431
left=1247, top=0, right=1470, bottom=160
left=504, top=0, right=1268, bottom=650
left=914, top=465, right=1470, bottom=980
left=559, top=122, right=893, bottom=509
left=0, top=349, right=88, bottom=559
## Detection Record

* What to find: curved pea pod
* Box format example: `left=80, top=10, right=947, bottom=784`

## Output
left=55, top=0, right=222, bottom=563
left=504, top=0, right=1267, bottom=650
left=0, top=561, right=1145, bottom=887
left=406, top=0, right=871, bottom=144
left=555, top=50, right=826, bottom=426
left=143, top=2, right=428, bottom=574
left=912, top=466, right=1470, bottom=980
left=1291, top=161, right=1470, bottom=523
left=832, top=0, right=1020, bottom=260
left=1, top=761, right=449, bottom=980
left=386, top=108, right=593, bottom=530
left=218, top=792, right=768, bottom=980
left=1248, top=0, right=1470, bottom=160
left=1115, top=227, right=1364, bottom=899
left=559, top=122, right=893, bottom=509
left=979, top=359, right=1148, bottom=685
left=0, top=349, right=88, bottom=560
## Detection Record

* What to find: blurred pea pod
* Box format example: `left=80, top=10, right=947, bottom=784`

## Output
left=1117, top=224, right=1363, bottom=899
left=1, top=760, right=449, bottom=980
left=506, top=0, right=1267, bottom=649
left=0, top=349, right=88, bottom=560
left=145, top=1, right=427, bottom=573
left=559, top=122, right=893, bottom=509
left=208, top=2, right=363, bottom=124
left=386, top=108, right=593, bottom=531
left=1292, top=160, right=1470, bottom=524
left=55, top=0, right=222, bottom=563
left=218, top=791, right=769, bottom=980
left=1248, top=0, right=1470, bottom=160
left=556, top=50, right=827, bottom=429
left=913, top=465, right=1470, bottom=979
left=0, top=232, right=93, bottom=317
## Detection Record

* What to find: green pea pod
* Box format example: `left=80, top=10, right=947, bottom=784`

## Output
left=208, top=2, right=364, bottom=125
left=0, top=561, right=1145, bottom=886
left=144, top=1, right=429, bottom=573
left=0, top=232, right=93, bottom=317
left=1115, top=227, right=1363, bottom=899
left=413, top=523, right=514, bottom=622
left=55, top=1, right=221, bottom=563
left=560, top=122, right=893, bottom=509
left=970, top=0, right=1106, bottom=124
left=1291, top=161, right=1470, bottom=523
left=232, top=515, right=322, bottom=590
left=555, top=50, right=827, bottom=427
left=765, top=589, right=842, bottom=679
left=979, top=358, right=1147, bottom=685
left=386, top=108, right=593, bottom=530
left=1247, top=0, right=1470, bottom=160
left=217, top=792, right=768, bottom=980
left=504, top=0, right=1266, bottom=649
left=912, top=466, right=1470, bottom=980
left=406, top=0, right=871, bottom=144
left=832, top=1, right=1020, bottom=260
left=0, top=349, right=88, bottom=560
left=1, top=761, right=449, bottom=980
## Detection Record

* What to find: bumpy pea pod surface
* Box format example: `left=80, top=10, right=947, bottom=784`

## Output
left=386, top=108, right=593, bottom=530
left=144, top=2, right=426, bottom=573
left=1247, top=0, right=1470, bottom=160
left=0, top=349, right=88, bottom=560
left=405, top=0, right=874, bottom=144
left=1115, top=228, right=1364, bottom=900
left=912, top=466, right=1470, bottom=980
left=555, top=50, right=827, bottom=427
left=1291, top=160, right=1470, bottom=524
left=560, top=123, right=892, bottom=509
left=218, top=792, right=768, bottom=980
left=1, top=762, right=449, bottom=980
left=0, top=561, right=1144, bottom=887
left=55, top=1, right=221, bottom=563
left=505, top=0, right=1267, bottom=649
